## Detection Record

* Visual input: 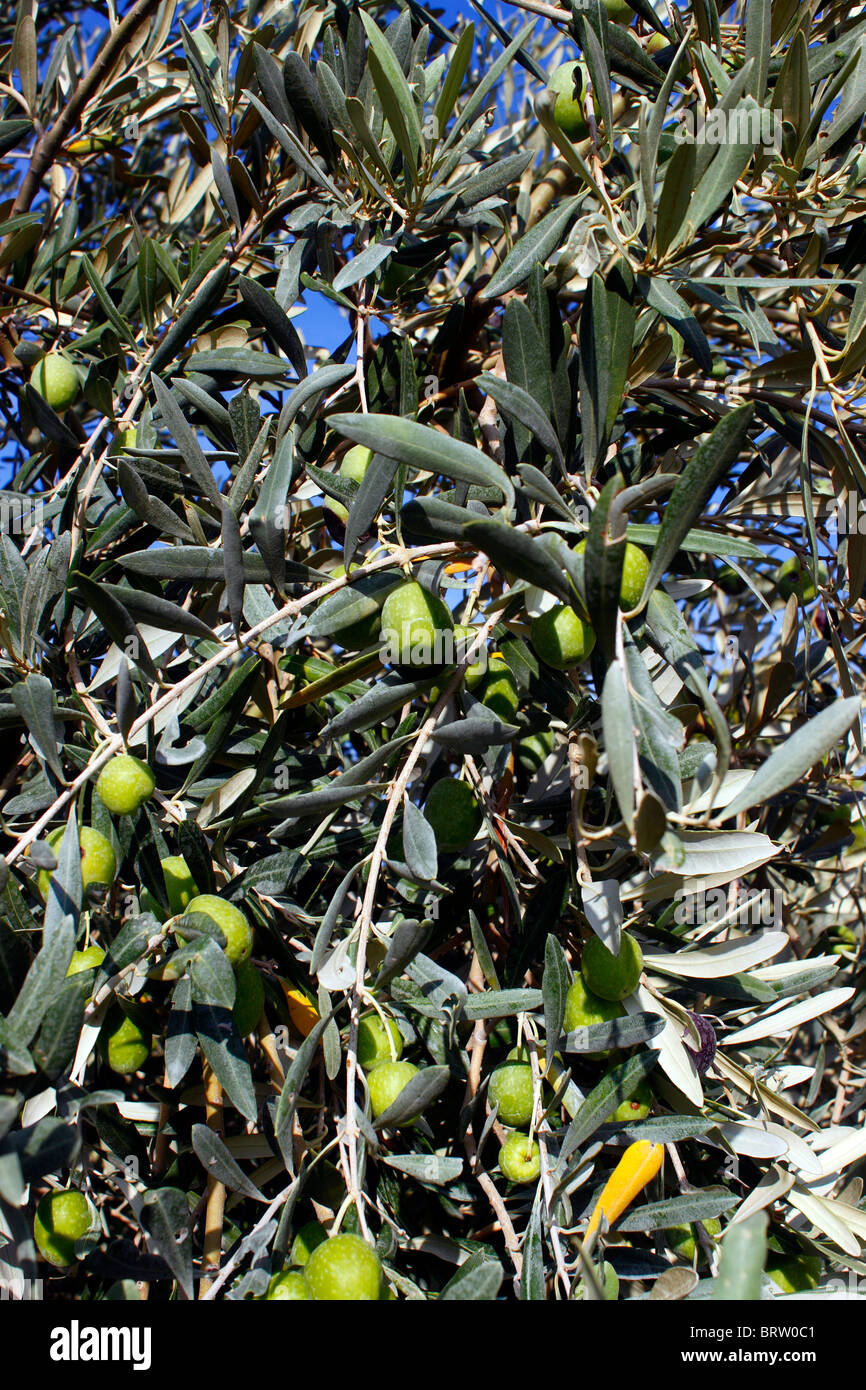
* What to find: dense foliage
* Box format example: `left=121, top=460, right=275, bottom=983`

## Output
left=1, top=0, right=866, bottom=1303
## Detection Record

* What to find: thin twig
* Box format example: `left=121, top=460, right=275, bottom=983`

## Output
left=198, top=1061, right=226, bottom=1298
left=4, top=0, right=163, bottom=229
left=461, top=1015, right=524, bottom=1281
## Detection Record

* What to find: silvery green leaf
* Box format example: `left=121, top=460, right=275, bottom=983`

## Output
left=713, top=1212, right=767, bottom=1301
left=373, top=919, right=431, bottom=991
left=140, top=1188, right=194, bottom=1300
left=648, top=830, right=781, bottom=890
left=480, top=195, right=582, bottom=301
left=0, top=1018, right=35, bottom=1075
left=543, top=934, right=570, bottom=1054
left=440, top=1253, right=503, bottom=1300
left=402, top=796, right=439, bottom=882
left=11, top=674, right=63, bottom=780
left=723, top=988, right=854, bottom=1045
left=625, top=988, right=703, bottom=1107
left=463, top=988, right=543, bottom=1019
left=642, top=933, right=787, bottom=979
left=785, top=1188, right=860, bottom=1257
left=719, top=697, right=862, bottom=821
left=617, top=1187, right=738, bottom=1232
left=581, top=879, right=623, bottom=955
left=329, top=413, right=514, bottom=512
left=611, top=1115, right=715, bottom=1144
left=333, top=239, right=396, bottom=293
left=559, top=1051, right=659, bottom=1167
left=521, top=1195, right=546, bottom=1301
left=189, top=938, right=237, bottom=1009
left=192, top=1125, right=267, bottom=1201
left=194, top=1004, right=258, bottom=1122
left=6, top=915, right=75, bottom=1047
left=379, top=1152, right=463, bottom=1185
left=563, top=1012, right=665, bottom=1053
left=274, top=1009, right=336, bottom=1166
left=405, top=954, right=467, bottom=1017
left=165, top=977, right=196, bottom=1090
left=431, top=714, right=520, bottom=752
left=602, top=661, right=636, bottom=831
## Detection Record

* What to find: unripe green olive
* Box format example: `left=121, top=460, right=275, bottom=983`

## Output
left=339, top=445, right=373, bottom=484
left=29, top=353, right=81, bottom=412
left=498, top=1132, right=541, bottom=1184
left=581, top=932, right=643, bottom=1001
left=323, top=562, right=399, bottom=650
left=530, top=604, right=595, bottom=669
left=379, top=580, right=454, bottom=671
left=777, top=557, right=827, bottom=603
left=518, top=730, right=555, bottom=772
left=266, top=1269, right=310, bottom=1299
left=453, top=623, right=487, bottom=687
left=564, top=975, right=625, bottom=1032
left=611, top=1078, right=653, bottom=1122
left=95, top=753, right=155, bottom=816
left=488, top=1061, right=534, bottom=1128
left=564, top=975, right=625, bottom=1059
left=33, top=1189, right=93, bottom=1268
left=766, top=1252, right=821, bottom=1293
left=357, top=1013, right=404, bottom=1069
left=367, top=1060, right=420, bottom=1123
left=603, top=0, right=634, bottom=21
left=575, top=1260, right=620, bottom=1300
left=303, top=1233, right=383, bottom=1301
left=36, top=826, right=116, bottom=899
left=479, top=657, right=519, bottom=722
left=548, top=62, right=591, bottom=141
left=422, top=777, right=483, bottom=853
left=98, top=1008, right=151, bottom=1074
left=181, top=894, right=254, bottom=966
left=574, top=540, right=650, bottom=611
left=161, top=855, right=199, bottom=916
left=668, top=1218, right=722, bottom=1263
left=291, top=1220, right=328, bottom=1267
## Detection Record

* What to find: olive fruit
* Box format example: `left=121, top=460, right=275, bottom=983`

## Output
left=95, top=754, right=155, bottom=816
left=357, top=1013, right=404, bottom=1069
left=548, top=62, right=590, bottom=141
left=37, top=826, right=116, bottom=898
left=307, top=1239, right=383, bottom=1301
left=303, top=1233, right=383, bottom=1301
left=379, top=580, right=454, bottom=670
left=367, top=1060, right=420, bottom=1123
left=266, top=1269, right=310, bottom=1300
left=422, top=777, right=483, bottom=853
left=33, top=1189, right=92, bottom=1268
left=530, top=605, right=595, bottom=669
left=29, top=353, right=81, bottom=412
left=498, top=1132, right=541, bottom=1184
left=488, top=1061, right=534, bottom=1128
left=182, top=894, right=253, bottom=966
left=98, top=1008, right=151, bottom=1074
left=581, top=931, right=643, bottom=1001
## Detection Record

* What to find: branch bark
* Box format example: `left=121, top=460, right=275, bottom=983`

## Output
left=7, top=0, right=163, bottom=225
